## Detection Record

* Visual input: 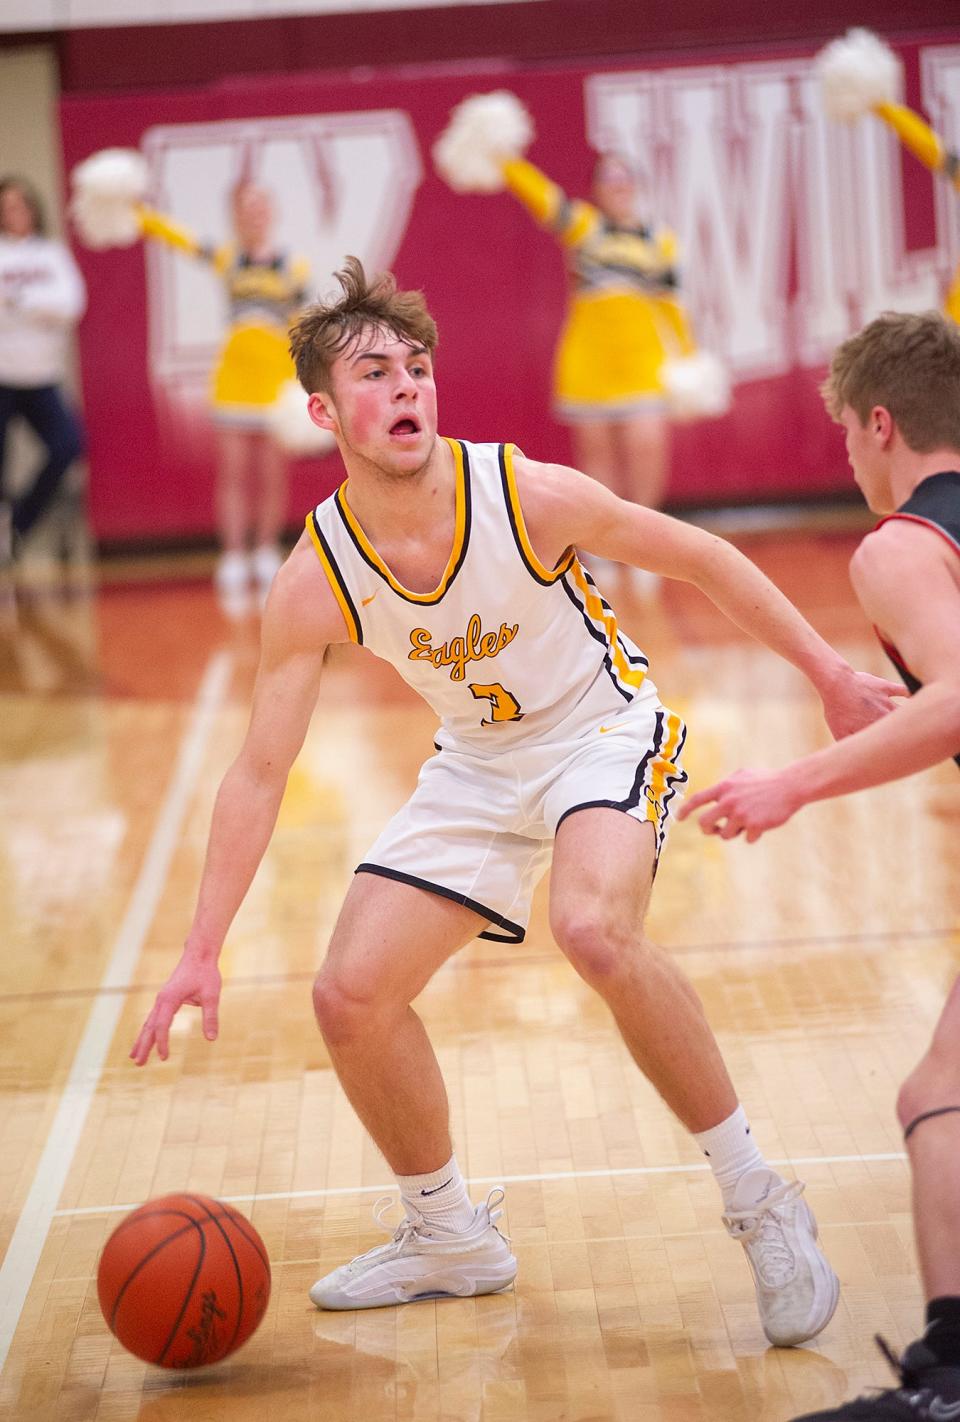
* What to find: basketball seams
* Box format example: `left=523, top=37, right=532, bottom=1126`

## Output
left=222, top=1203, right=271, bottom=1271
left=107, top=1212, right=204, bottom=1332
left=195, top=1197, right=245, bottom=1358
left=155, top=1218, right=206, bottom=1366
left=98, top=1192, right=270, bottom=1368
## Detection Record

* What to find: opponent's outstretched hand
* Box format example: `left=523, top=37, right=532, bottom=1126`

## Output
left=820, top=667, right=907, bottom=740
left=676, top=768, right=800, bottom=842
left=130, top=953, right=222, bottom=1065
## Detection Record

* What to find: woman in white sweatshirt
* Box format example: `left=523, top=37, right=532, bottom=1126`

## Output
left=0, top=176, right=86, bottom=549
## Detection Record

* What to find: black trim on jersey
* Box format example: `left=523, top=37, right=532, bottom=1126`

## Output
left=311, top=511, right=363, bottom=646
left=875, top=471, right=960, bottom=769
left=559, top=574, right=633, bottom=702
left=554, top=713, right=670, bottom=863
left=556, top=799, right=665, bottom=880
left=498, top=444, right=553, bottom=586
left=555, top=713, right=662, bottom=832
left=355, top=863, right=525, bottom=944
left=659, top=721, right=689, bottom=834
left=333, top=441, right=473, bottom=605
left=566, top=565, right=649, bottom=665
left=553, top=711, right=688, bottom=863
left=586, top=570, right=649, bottom=669
left=881, top=471, right=960, bottom=554
left=879, top=637, right=960, bottom=769
left=446, top=440, right=473, bottom=586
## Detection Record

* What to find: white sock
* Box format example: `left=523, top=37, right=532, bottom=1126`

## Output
left=397, top=1154, right=476, bottom=1232
left=693, top=1105, right=768, bottom=1209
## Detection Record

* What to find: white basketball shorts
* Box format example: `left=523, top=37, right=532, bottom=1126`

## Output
left=356, top=696, right=687, bottom=943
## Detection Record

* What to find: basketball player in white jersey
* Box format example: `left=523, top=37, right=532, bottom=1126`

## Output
left=132, top=258, right=905, bottom=1348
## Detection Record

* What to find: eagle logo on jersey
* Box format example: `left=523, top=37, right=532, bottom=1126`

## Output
left=408, top=614, right=519, bottom=681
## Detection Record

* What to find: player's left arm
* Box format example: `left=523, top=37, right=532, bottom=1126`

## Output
left=513, top=454, right=906, bottom=736
left=677, top=522, right=960, bottom=839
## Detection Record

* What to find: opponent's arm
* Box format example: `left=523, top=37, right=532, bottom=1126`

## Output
left=677, top=524, right=960, bottom=838
left=130, top=539, right=348, bottom=1064
left=513, top=455, right=905, bottom=736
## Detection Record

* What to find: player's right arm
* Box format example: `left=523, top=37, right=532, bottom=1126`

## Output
left=130, top=536, right=348, bottom=1065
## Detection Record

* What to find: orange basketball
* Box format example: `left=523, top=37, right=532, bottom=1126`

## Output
left=97, top=1192, right=271, bottom=1368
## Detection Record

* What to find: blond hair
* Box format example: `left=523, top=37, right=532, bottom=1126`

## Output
left=290, top=256, right=438, bottom=394
left=822, top=310, right=960, bottom=451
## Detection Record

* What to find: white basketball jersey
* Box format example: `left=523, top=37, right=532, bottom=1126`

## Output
left=306, top=438, right=662, bottom=751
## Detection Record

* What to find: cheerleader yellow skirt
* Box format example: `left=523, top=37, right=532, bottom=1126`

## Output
left=553, top=290, right=694, bottom=422
left=946, top=263, right=960, bottom=326
left=211, top=323, right=295, bottom=429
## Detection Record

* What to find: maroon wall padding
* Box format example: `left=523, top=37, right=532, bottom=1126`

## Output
left=61, top=31, right=960, bottom=541
left=49, top=0, right=960, bottom=93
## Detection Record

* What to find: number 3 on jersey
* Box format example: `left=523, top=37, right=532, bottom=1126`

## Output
left=469, top=681, right=524, bottom=725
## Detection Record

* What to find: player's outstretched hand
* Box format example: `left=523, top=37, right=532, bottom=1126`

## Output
left=820, top=667, right=908, bottom=740
left=676, top=768, right=800, bottom=842
left=130, top=954, right=222, bottom=1066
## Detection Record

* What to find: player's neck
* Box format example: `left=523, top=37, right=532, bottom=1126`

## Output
left=891, top=446, right=960, bottom=507
left=342, top=435, right=454, bottom=540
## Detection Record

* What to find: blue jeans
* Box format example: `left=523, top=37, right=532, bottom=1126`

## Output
left=0, top=384, right=86, bottom=538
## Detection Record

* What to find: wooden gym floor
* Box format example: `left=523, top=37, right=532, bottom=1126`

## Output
left=0, top=527, right=957, bottom=1422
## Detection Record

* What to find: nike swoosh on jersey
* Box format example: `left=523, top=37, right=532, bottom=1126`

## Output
left=599, top=724, right=618, bottom=733
left=361, top=591, right=378, bottom=607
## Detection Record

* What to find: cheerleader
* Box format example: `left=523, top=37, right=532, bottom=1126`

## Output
left=72, top=155, right=311, bottom=601
left=434, top=93, right=728, bottom=518
left=817, top=28, right=960, bottom=325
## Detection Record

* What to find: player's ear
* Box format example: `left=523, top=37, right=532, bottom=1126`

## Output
left=870, top=405, right=894, bottom=442
left=308, top=391, right=337, bottom=433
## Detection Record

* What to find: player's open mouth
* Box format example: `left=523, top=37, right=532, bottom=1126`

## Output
left=390, top=417, right=420, bottom=437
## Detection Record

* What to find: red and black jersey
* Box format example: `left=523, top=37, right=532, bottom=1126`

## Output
left=874, top=470, right=960, bottom=768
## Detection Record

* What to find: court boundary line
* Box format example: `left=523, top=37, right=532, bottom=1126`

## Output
left=0, top=650, right=233, bottom=1373
left=51, top=1151, right=908, bottom=1219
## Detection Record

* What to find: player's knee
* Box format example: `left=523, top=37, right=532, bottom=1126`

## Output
left=896, top=1069, right=925, bottom=1133
left=897, top=1048, right=960, bottom=1133
left=552, top=906, right=632, bottom=982
left=312, top=971, right=372, bottom=1046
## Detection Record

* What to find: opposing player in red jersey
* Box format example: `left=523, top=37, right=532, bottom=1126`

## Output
left=681, top=310, right=960, bottom=1420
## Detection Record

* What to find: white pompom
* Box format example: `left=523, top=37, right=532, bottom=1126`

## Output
left=268, top=380, right=337, bottom=455
left=433, top=90, right=534, bottom=194
left=69, top=148, right=149, bottom=249
left=662, top=352, right=731, bottom=420
left=816, top=28, right=900, bottom=123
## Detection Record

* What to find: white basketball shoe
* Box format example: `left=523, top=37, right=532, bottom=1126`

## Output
left=310, top=1187, right=518, bottom=1311
left=723, top=1168, right=840, bottom=1347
